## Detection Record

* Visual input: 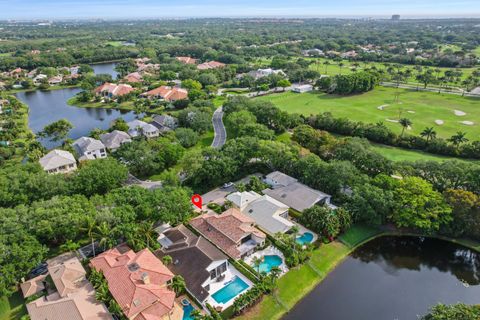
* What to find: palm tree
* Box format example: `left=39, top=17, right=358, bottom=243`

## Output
left=252, top=256, right=264, bottom=274
left=338, top=62, right=344, bottom=75
left=323, top=61, right=330, bottom=75
left=94, top=222, right=116, bottom=251
left=162, top=255, right=173, bottom=266
left=139, top=221, right=156, bottom=249
left=108, top=300, right=123, bottom=318
left=95, top=282, right=110, bottom=303
left=399, top=118, right=412, bottom=137
left=169, top=275, right=186, bottom=296
left=420, top=127, right=437, bottom=143
left=290, top=225, right=300, bottom=241
left=60, top=240, right=80, bottom=253
left=82, top=216, right=97, bottom=257
left=448, top=131, right=469, bottom=150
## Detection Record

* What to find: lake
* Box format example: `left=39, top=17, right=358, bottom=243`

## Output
left=283, top=236, right=480, bottom=320
left=91, top=62, right=119, bottom=79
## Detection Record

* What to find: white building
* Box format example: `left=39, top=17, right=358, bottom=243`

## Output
left=127, top=120, right=160, bottom=138
left=247, top=68, right=285, bottom=80
left=72, top=137, right=107, bottom=161
left=39, top=149, right=77, bottom=174
left=292, top=84, right=313, bottom=93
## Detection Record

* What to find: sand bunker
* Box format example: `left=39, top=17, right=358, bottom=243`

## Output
left=435, top=120, right=444, bottom=125
left=407, top=110, right=415, bottom=114
left=454, top=110, right=466, bottom=116
left=377, top=104, right=389, bottom=111
left=407, top=126, right=412, bottom=130
left=460, top=121, right=474, bottom=126
left=386, top=119, right=399, bottom=123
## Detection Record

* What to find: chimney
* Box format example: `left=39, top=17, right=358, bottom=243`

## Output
left=141, top=272, right=150, bottom=285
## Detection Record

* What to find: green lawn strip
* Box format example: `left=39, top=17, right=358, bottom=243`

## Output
left=338, top=224, right=384, bottom=248
left=0, top=291, right=27, bottom=320
left=256, top=87, right=480, bottom=139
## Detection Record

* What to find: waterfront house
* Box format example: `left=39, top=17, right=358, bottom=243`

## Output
left=24, top=253, right=112, bottom=320
left=90, top=246, right=183, bottom=320
left=142, top=86, right=188, bottom=102
left=99, top=130, right=132, bottom=151
left=124, top=72, right=143, bottom=83
left=39, top=149, right=77, bottom=174
left=72, top=137, right=107, bottom=160
left=94, top=83, right=134, bottom=98
left=190, top=208, right=266, bottom=259
left=48, top=75, right=63, bottom=86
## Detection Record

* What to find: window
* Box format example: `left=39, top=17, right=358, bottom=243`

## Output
left=210, top=269, right=216, bottom=280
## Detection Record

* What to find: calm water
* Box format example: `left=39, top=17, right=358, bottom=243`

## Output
left=17, top=61, right=134, bottom=148
left=91, top=62, right=119, bottom=79
left=284, top=236, right=480, bottom=320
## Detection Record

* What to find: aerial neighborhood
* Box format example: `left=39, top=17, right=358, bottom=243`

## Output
left=1, top=11, right=480, bottom=320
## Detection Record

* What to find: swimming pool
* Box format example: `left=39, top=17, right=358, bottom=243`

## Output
left=296, top=232, right=314, bottom=245
left=257, top=255, right=283, bottom=273
left=182, top=300, right=195, bottom=320
left=211, top=276, right=249, bottom=304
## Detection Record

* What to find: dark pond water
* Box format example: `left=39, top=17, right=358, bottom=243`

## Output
left=91, top=62, right=119, bottom=79
left=283, top=236, right=480, bottom=320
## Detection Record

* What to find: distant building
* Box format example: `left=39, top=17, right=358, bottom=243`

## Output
left=94, top=83, right=134, bottom=98
left=247, top=68, right=285, bottom=80
left=176, top=56, right=198, bottom=65
left=392, top=14, right=400, bottom=20
left=197, top=61, right=226, bottom=70
left=142, top=86, right=188, bottom=102
left=123, top=72, right=143, bottom=83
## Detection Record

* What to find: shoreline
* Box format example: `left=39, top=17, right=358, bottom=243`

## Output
left=237, top=226, right=480, bottom=320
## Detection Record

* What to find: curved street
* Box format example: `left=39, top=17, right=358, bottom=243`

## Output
left=211, top=106, right=227, bottom=148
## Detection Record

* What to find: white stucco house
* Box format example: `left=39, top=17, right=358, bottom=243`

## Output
left=72, top=137, right=107, bottom=161
left=39, top=149, right=77, bottom=174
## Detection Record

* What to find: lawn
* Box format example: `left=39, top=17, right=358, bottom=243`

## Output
left=338, top=225, right=383, bottom=248
left=475, top=46, right=480, bottom=57
left=105, top=41, right=123, bottom=47
left=0, top=292, right=27, bottom=320
left=257, top=87, right=480, bottom=140
left=238, top=224, right=382, bottom=320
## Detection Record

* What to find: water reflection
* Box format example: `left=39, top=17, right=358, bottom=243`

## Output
left=284, top=236, right=480, bottom=320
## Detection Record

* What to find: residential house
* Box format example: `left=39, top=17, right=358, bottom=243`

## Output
left=24, top=253, right=112, bottom=320
left=72, top=137, right=107, bottom=160
left=151, top=115, right=178, bottom=133
left=340, top=50, right=358, bottom=59
left=124, top=72, right=143, bottom=83
left=263, top=171, right=336, bottom=211
left=156, top=225, right=230, bottom=305
left=190, top=208, right=266, bottom=259
left=39, top=149, right=77, bottom=174
left=292, top=84, right=313, bottom=93
left=127, top=119, right=160, bottom=138
left=33, top=74, right=48, bottom=85
left=247, top=68, right=285, bottom=80
left=227, top=191, right=294, bottom=235
left=176, top=56, right=198, bottom=65
left=90, top=246, right=183, bottom=320
left=142, top=86, right=188, bottom=102
left=48, top=75, right=63, bottom=86
left=301, top=48, right=325, bottom=57
left=100, top=130, right=132, bottom=151
left=197, top=61, right=226, bottom=70
left=94, top=83, right=134, bottom=98
left=9, top=68, right=24, bottom=78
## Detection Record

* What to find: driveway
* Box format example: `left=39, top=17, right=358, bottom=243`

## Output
left=211, top=106, right=227, bottom=148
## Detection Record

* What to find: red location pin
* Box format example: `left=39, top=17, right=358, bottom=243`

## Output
left=191, top=194, right=203, bottom=209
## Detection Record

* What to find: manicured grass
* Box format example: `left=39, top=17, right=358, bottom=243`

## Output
left=275, top=132, right=292, bottom=143
left=475, top=46, right=480, bottom=56
left=371, top=143, right=477, bottom=163
left=338, top=225, right=383, bottom=248
left=257, top=87, right=480, bottom=139
left=105, top=41, right=123, bottom=47
left=0, top=291, right=27, bottom=320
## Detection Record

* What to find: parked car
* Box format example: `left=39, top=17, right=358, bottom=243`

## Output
left=222, top=182, right=234, bottom=189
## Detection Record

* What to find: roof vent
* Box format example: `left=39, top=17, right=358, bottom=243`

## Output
left=174, top=259, right=179, bottom=265
left=133, top=299, right=141, bottom=307
left=127, top=262, right=140, bottom=272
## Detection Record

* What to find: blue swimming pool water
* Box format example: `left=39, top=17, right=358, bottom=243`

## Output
left=211, top=276, right=249, bottom=304
left=257, top=255, right=283, bottom=273
left=296, top=232, right=314, bottom=245
left=182, top=302, right=195, bottom=320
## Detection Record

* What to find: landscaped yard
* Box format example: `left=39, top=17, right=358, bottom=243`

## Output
left=0, top=292, right=27, bottom=320
left=237, top=225, right=381, bottom=320
left=257, top=87, right=480, bottom=139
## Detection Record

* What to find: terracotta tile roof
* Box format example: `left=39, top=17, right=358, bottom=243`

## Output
left=20, top=274, right=47, bottom=298
left=197, top=61, right=226, bottom=70
left=142, top=86, right=188, bottom=102
left=124, top=72, right=143, bottom=83
left=190, top=208, right=266, bottom=259
left=94, top=83, right=134, bottom=97
left=176, top=57, right=198, bottom=65
left=47, top=255, right=86, bottom=298
left=90, top=247, right=177, bottom=320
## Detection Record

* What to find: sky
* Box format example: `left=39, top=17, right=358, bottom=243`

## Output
left=0, top=0, right=479, bottom=20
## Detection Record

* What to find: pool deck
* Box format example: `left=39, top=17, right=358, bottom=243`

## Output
left=204, top=265, right=253, bottom=311
left=244, top=246, right=289, bottom=275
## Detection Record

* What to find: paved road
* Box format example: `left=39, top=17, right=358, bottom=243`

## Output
left=211, top=106, right=226, bottom=148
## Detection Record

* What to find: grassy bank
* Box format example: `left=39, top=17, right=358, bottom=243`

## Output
left=0, top=291, right=27, bottom=320
left=257, top=87, right=480, bottom=139
left=236, top=225, right=379, bottom=320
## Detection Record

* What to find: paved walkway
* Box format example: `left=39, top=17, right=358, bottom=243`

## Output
left=211, top=106, right=227, bottom=148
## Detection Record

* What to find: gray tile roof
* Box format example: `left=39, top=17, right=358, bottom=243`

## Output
left=39, top=149, right=76, bottom=171
left=72, top=137, right=105, bottom=155
left=243, top=195, right=293, bottom=234
left=265, top=171, right=298, bottom=188
left=263, top=181, right=331, bottom=212
left=99, top=130, right=131, bottom=150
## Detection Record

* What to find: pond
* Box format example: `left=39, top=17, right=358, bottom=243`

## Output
left=283, top=236, right=480, bottom=320
left=16, top=87, right=137, bottom=148
left=90, top=62, right=119, bottom=79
